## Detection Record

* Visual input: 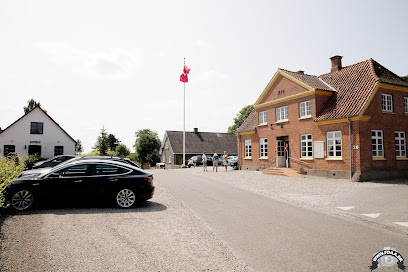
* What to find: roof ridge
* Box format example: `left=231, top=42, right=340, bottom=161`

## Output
left=317, top=77, right=336, bottom=92
left=367, top=58, right=380, bottom=82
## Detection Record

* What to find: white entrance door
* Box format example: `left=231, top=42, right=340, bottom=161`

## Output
left=276, top=140, right=285, bottom=168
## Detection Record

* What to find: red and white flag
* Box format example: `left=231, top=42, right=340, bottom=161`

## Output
left=180, top=60, right=191, bottom=83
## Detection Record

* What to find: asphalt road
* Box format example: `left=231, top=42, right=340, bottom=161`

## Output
left=154, top=169, right=408, bottom=272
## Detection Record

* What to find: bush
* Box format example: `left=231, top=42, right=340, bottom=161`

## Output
left=23, top=155, right=47, bottom=170
left=0, top=156, right=24, bottom=208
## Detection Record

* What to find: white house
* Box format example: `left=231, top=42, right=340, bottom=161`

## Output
left=0, top=106, right=76, bottom=158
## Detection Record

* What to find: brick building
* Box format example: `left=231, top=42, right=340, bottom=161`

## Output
left=237, top=56, right=408, bottom=181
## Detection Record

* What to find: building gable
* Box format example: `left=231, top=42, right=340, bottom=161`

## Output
left=254, top=69, right=334, bottom=110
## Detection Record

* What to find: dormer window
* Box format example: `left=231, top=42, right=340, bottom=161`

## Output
left=30, top=122, right=43, bottom=134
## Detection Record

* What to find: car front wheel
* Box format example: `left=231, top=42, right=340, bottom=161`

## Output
left=11, top=190, right=34, bottom=211
left=116, top=188, right=136, bottom=208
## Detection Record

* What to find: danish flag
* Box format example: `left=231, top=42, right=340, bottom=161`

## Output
left=180, top=59, right=191, bottom=83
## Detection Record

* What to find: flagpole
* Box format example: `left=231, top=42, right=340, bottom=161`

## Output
left=183, top=82, right=186, bottom=167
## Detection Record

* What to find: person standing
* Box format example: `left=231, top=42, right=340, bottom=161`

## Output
left=222, top=151, right=228, bottom=172
left=202, top=152, right=208, bottom=172
left=212, top=153, right=219, bottom=172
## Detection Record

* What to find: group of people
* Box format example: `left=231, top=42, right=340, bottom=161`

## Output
left=202, top=151, right=228, bottom=172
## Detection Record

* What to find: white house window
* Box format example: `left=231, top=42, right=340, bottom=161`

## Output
left=30, top=122, right=43, bottom=134
left=259, top=111, right=267, bottom=125
left=327, top=131, right=342, bottom=158
left=404, top=97, right=408, bottom=114
left=299, top=101, right=311, bottom=118
left=4, top=145, right=15, bottom=156
left=54, top=146, right=64, bottom=156
left=245, top=139, right=252, bottom=157
left=260, top=138, right=268, bottom=158
left=371, top=130, right=384, bottom=157
left=395, top=131, right=406, bottom=157
left=382, top=94, right=393, bottom=112
left=300, top=134, right=313, bottom=158
left=276, top=106, right=288, bottom=122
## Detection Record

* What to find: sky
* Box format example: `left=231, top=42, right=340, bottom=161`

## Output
left=1, top=0, right=407, bottom=153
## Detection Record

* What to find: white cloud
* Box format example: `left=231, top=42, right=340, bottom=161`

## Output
left=33, top=42, right=137, bottom=79
left=193, top=70, right=229, bottom=83
left=194, top=40, right=210, bottom=48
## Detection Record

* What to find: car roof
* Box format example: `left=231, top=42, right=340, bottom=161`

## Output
left=42, top=159, right=151, bottom=177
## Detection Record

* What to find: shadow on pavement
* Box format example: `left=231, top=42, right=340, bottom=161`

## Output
left=0, top=200, right=167, bottom=216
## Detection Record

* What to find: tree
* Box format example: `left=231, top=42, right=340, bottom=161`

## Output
left=106, top=134, right=119, bottom=151
left=75, top=139, right=83, bottom=155
left=228, top=104, right=254, bottom=133
left=402, top=75, right=408, bottom=82
left=24, top=99, right=41, bottom=114
left=93, top=128, right=109, bottom=155
left=115, top=144, right=130, bottom=158
left=134, top=129, right=161, bottom=166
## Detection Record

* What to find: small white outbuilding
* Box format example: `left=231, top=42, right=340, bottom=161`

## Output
left=0, top=106, right=76, bottom=158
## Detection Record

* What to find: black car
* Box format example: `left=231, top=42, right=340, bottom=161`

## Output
left=7, top=159, right=154, bottom=210
left=32, top=155, right=76, bottom=169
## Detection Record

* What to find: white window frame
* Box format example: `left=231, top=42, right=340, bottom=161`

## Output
left=299, top=101, right=311, bottom=118
left=300, top=134, right=313, bottom=158
left=382, top=94, right=393, bottom=112
left=259, top=111, right=267, bottom=125
left=404, top=97, right=408, bottom=114
left=260, top=138, right=268, bottom=158
left=371, top=130, right=384, bottom=158
left=395, top=131, right=406, bottom=158
left=276, top=106, right=288, bottom=122
left=327, top=131, right=342, bottom=158
left=244, top=139, right=252, bottom=158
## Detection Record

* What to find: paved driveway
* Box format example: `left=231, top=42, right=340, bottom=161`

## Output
left=171, top=167, right=408, bottom=235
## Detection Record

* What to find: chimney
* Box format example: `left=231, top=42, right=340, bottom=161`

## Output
left=296, top=70, right=304, bottom=75
left=194, top=128, right=198, bottom=134
left=330, top=55, right=343, bottom=73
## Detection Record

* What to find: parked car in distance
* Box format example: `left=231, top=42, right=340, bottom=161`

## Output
left=7, top=159, right=155, bottom=211
left=189, top=156, right=203, bottom=166
left=206, top=156, right=213, bottom=166
left=32, top=155, right=76, bottom=169
left=228, top=156, right=238, bottom=169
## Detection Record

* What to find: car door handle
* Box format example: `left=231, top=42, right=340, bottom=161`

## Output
left=33, top=183, right=40, bottom=186
left=74, top=180, right=83, bottom=183
left=110, top=179, right=118, bottom=181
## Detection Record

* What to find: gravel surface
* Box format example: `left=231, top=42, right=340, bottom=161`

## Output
left=0, top=186, right=251, bottom=272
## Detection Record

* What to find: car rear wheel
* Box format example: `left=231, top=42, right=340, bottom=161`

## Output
left=11, top=190, right=34, bottom=211
left=116, top=189, right=136, bottom=208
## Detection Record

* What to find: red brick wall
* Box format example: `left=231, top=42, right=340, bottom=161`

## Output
left=260, top=76, right=309, bottom=104
left=359, top=87, right=408, bottom=171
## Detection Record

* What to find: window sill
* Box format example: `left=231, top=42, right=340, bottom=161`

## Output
left=325, top=158, right=343, bottom=161
left=276, top=120, right=289, bottom=124
left=300, top=157, right=314, bottom=160
left=372, top=157, right=386, bottom=161
left=259, top=157, right=268, bottom=160
left=244, top=157, right=252, bottom=160
left=298, top=116, right=312, bottom=120
left=258, top=123, right=268, bottom=127
left=382, top=111, right=396, bottom=115
left=396, top=157, right=408, bottom=160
